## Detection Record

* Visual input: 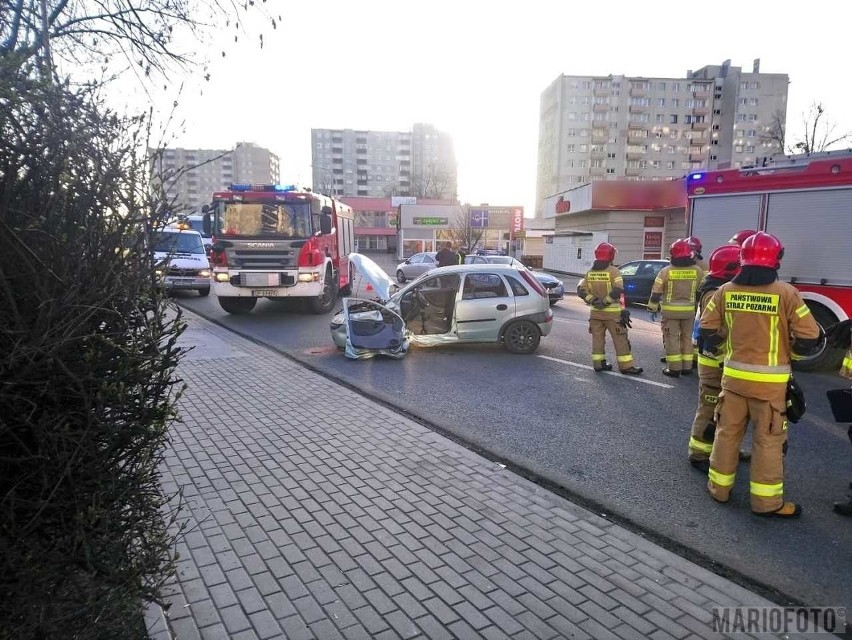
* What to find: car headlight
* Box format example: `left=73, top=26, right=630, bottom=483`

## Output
left=199, top=269, right=211, bottom=277
left=154, top=269, right=164, bottom=276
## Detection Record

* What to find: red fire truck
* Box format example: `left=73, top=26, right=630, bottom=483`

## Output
left=687, top=154, right=852, bottom=370
left=202, top=184, right=354, bottom=314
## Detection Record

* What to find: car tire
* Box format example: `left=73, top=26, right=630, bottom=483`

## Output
left=549, top=299, right=559, bottom=306
left=791, top=302, right=844, bottom=371
left=339, top=266, right=353, bottom=296
left=310, top=268, right=337, bottom=314
left=198, top=287, right=210, bottom=297
left=396, top=270, right=407, bottom=284
left=219, top=296, right=256, bottom=314
left=503, top=320, right=541, bottom=354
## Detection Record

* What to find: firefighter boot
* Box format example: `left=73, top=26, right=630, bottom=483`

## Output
left=754, top=502, right=802, bottom=519
left=662, top=368, right=680, bottom=378
left=620, top=366, right=643, bottom=376
left=594, top=360, right=613, bottom=372
left=738, top=450, right=752, bottom=461
left=834, top=499, right=852, bottom=517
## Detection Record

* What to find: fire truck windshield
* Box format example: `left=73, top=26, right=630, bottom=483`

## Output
left=216, top=202, right=312, bottom=239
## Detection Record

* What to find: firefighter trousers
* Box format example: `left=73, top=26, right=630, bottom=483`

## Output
left=661, top=316, right=694, bottom=372
left=707, top=388, right=788, bottom=513
left=688, top=378, right=720, bottom=461
left=589, top=317, right=635, bottom=371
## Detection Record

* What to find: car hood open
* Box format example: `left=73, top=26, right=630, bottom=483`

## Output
left=348, top=253, right=397, bottom=302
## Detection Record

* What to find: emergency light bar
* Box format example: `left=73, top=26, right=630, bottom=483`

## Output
left=229, top=184, right=297, bottom=192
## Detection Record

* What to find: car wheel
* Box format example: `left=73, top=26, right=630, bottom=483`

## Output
left=396, top=270, right=407, bottom=284
left=503, top=320, right=541, bottom=354
left=198, top=287, right=210, bottom=297
left=549, top=299, right=558, bottom=306
left=311, top=268, right=338, bottom=314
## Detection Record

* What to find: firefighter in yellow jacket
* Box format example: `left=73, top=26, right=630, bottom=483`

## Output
left=687, top=235, right=708, bottom=273
left=648, top=239, right=703, bottom=377
left=577, top=243, right=643, bottom=375
left=688, top=245, right=741, bottom=467
left=699, top=232, right=820, bottom=518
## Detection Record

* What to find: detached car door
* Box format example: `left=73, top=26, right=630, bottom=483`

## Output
left=455, top=272, right=516, bottom=342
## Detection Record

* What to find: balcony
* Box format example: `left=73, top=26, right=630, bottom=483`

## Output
left=591, top=134, right=609, bottom=144
left=689, top=153, right=705, bottom=162
left=594, top=88, right=611, bottom=98
left=626, top=151, right=646, bottom=160
left=626, top=166, right=642, bottom=176
left=629, top=104, right=647, bottom=113
left=593, top=103, right=610, bottom=113
left=628, top=134, right=648, bottom=144
left=691, top=121, right=710, bottom=130
left=629, top=87, right=648, bottom=97
left=689, top=136, right=709, bottom=145
left=692, top=89, right=712, bottom=99
left=590, top=151, right=607, bottom=160
left=628, top=121, right=650, bottom=130
left=692, top=107, right=711, bottom=116
left=589, top=166, right=606, bottom=175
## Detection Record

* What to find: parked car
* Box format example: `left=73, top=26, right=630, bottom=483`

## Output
left=396, top=252, right=437, bottom=283
left=152, top=228, right=211, bottom=296
left=331, top=254, right=553, bottom=358
left=464, top=255, right=564, bottom=306
left=618, top=259, right=668, bottom=304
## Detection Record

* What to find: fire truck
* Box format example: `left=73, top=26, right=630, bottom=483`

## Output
left=687, top=154, right=852, bottom=370
left=202, top=184, right=354, bottom=314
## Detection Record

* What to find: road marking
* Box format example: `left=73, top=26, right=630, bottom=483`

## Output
left=537, top=355, right=674, bottom=389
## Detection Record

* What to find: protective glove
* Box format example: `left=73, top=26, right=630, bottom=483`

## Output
left=701, top=332, right=724, bottom=356
left=618, top=309, right=632, bottom=329
left=646, top=301, right=660, bottom=313
left=826, top=319, right=852, bottom=349
left=591, top=296, right=607, bottom=309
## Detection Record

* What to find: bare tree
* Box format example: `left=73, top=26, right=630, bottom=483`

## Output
left=409, top=164, right=456, bottom=200
left=760, top=108, right=787, bottom=154
left=447, top=207, right=484, bottom=252
left=790, top=102, right=851, bottom=155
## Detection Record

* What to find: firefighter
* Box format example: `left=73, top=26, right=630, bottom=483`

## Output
left=729, top=229, right=757, bottom=247
left=688, top=245, right=741, bottom=467
left=687, top=236, right=707, bottom=272
left=699, top=232, right=820, bottom=518
left=578, top=243, right=643, bottom=375
left=647, top=239, right=703, bottom=377
left=826, top=319, right=852, bottom=516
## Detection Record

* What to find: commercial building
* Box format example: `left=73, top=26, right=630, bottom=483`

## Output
left=534, top=59, right=788, bottom=217
left=311, top=124, right=457, bottom=201
left=541, top=180, right=687, bottom=275
left=149, top=142, right=280, bottom=214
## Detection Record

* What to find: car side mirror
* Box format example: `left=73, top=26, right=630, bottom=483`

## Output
left=320, top=213, right=332, bottom=235
left=202, top=210, right=212, bottom=235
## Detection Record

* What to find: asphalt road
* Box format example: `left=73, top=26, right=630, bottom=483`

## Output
left=175, top=279, right=852, bottom=610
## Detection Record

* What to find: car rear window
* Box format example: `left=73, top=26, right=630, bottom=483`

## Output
left=463, top=273, right=508, bottom=299
left=504, top=275, right=529, bottom=296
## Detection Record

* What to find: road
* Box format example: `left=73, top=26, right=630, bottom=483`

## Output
left=175, top=273, right=852, bottom=611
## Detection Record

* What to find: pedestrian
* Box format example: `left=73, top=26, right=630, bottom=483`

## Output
left=687, top=245, right=751, bottom=469
left=825, top=319, right=852, bottom=516
left=647, top=239, right=703, bottom=378
left=699, top=232, right=820, bottom=518
left=577, top=242, right=643, bottom=375
left=435, top=241, right=456, bottom=268
left=687, top=236, right=707, bottom=272
left=457, top=246, right=467, bottom=265
left=729, top=229, right=757, bottom=247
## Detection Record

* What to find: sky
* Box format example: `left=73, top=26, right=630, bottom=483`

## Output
left=134, top=0, right=852, bottom=217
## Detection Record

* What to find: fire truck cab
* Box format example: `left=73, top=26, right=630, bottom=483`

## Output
left=203, top=184, right=354, bottom=314
left=687, top=154, right=852, bottom=370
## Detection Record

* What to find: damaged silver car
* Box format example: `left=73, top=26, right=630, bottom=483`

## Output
left=330, top=254, right=554, bottom=359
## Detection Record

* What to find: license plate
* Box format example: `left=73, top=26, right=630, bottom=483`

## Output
left=252, top=289, right=279, bottom=297
left=170, top=278, right=193, bottom=284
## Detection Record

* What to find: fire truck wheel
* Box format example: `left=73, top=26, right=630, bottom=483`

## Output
left=311, top=268, right=337, bottom=314
left=219, top=296, right=257, bottom=314
left=792, top=302, right=844, bottom=372
left=198, top=287, right=210, bottom=297
left=339, top=266, right=353, bottom=296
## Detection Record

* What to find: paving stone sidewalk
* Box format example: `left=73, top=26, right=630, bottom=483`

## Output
left=146, top=309, right=797, bottom=640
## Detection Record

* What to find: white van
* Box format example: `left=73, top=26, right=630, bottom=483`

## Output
left=153, top=228, right=211, bottom=296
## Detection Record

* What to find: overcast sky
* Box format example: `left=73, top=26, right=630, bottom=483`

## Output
left=143, top=0, right=852, bottom=216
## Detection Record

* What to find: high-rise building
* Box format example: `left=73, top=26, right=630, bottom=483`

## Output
left=311, top=124, right=457, bottom=201
left=149, top=142, right=280, bottom=213
left=534, top=59, right=788, bottom=217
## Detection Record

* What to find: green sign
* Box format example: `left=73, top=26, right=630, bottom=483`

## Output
left=413, top=217, right=448, bottom=225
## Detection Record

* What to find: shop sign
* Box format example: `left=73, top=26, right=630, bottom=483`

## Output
left=413, top=217, right=447, bottom=226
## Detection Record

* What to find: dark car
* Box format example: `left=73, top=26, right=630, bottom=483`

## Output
left=618, top=259, right=669, bottom=304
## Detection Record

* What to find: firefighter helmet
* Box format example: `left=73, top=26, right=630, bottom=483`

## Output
left=686, top=235, right=702, bottom=253
left=707, top=245, right=741, bottom=280
left=594, top=242, right=617, bottom=261
left=669, top=238, right=694, bottom=259
left=729, top=229, right=757, bottom=246
left=740, top=231, right=784, bottom=268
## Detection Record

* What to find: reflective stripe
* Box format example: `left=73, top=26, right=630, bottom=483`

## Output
left=750, top=481, right=783, bottom=498
left=843, top=356, right=852, bottom=370
left=725, top=311, right=733, bottom=355
left=592, top=353, right=606, bottom=361
left=661, top=303, right=695, bottom=312
left=703, top=393, right=718, bottom=404
left=616, top=354, right=633, bottom=362
left=709, top=467, right=735, bottom=487
left=724, top=367, right=791, bottom=383
left=795, top=304, right=811, bottom=318
left=666, top=354, right=684, bottom=362
left=768, top=315, right=779, bottom=367
left=689, top=437, right=713, bottom=453
left=725, top=359, right=791, bottom=375
left=706, top=300, right=716, bottom=312
left=697, top=354, right=720, bottom=367
left=599, top=306, right=621, bottom=313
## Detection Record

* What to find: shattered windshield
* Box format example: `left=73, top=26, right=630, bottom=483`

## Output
left=216, top=202, right=312, bottom=238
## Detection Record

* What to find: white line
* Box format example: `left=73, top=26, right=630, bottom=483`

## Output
left=537, top=355, right=674, bottom=389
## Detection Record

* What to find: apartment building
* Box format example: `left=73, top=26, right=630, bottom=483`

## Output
left=534, top=59, right=788, bottom=216
left=311, top=124, right=457, bottom=201
left=149, top=142, right=280, bottom=213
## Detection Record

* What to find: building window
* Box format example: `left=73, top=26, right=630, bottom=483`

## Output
left=567, top=144, right=575, bottom=152
left=737, top=114, right=747, bottom=122
left=666, top=161, right=675, bottom=169
left=747, top=129, right=756, bottom=137
left=736, top=130, right=745, bottom=138
left=655, top=113, right=664, bottom=123
left=579, top=144, right=588, bottom=152
left=739, top=98, right=748, bottom=106
left=606, top=168, right=616, bottom=174
left=579, top=160, right=587, bottom=168
left=657, top=81, right=666, bottom=91
left=670, top=114, right=678, bottom=124
left=650, top=160, right=661, bottom=169
left=671, top=98, right=679, bottom=108
left=672, top=83, right=680, bottom=92
left=746, top=145, right=755, bottom=153
left=751, top=81, right=760, bottom=90
left=567, top=128, right=577, bottom=136
left=656, top=98, right=665, bottom=107
left=748, top=114, right=758, bottom=121
left=568, top=112, right=576, bottom=120
left=749, top=98, right=759, bottom=106
left=735, top=145, right=744, bottom=153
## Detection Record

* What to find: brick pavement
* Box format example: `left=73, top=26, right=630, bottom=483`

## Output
left=146, top=310, right=795, bottom=640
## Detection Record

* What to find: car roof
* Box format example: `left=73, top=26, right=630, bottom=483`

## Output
left=621, top=259, right=668, bottom=265
left=430, top=263, right=527, bottom=273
